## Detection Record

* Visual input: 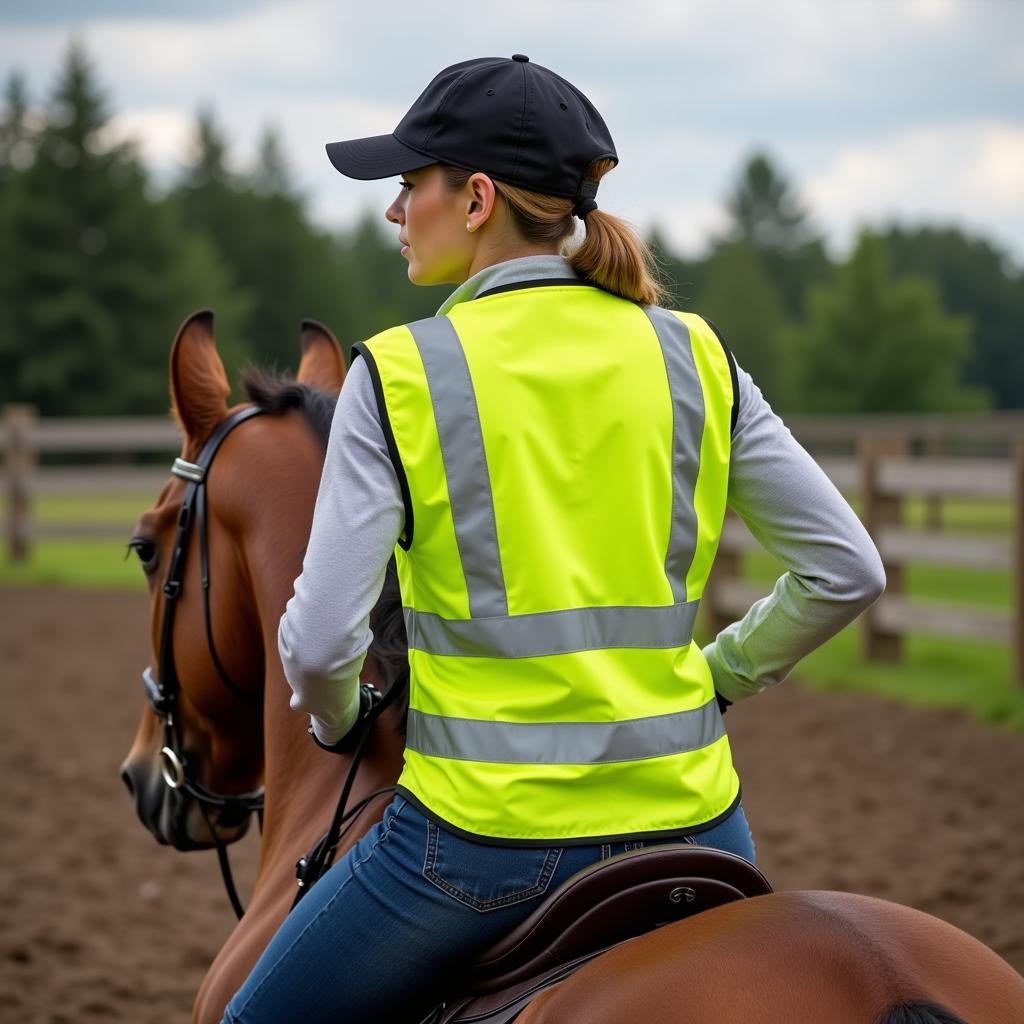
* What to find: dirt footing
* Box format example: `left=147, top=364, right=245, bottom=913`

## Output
left=2, top=586, right=1021, bottom=1022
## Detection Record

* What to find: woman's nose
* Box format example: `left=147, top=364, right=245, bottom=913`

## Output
left=385, top=199, right=403, bottom=225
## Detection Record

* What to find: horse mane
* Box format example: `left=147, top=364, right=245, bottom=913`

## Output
left=877, top=1002, right=969, bottom=1024
left=240, top=366, right=338, bottom=448
left=240, top=365, right=410, bottom=733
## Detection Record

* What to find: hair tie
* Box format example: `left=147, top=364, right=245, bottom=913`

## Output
left=573, top=180, right=599, bottom=220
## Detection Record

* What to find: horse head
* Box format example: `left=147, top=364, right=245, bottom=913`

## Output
left=119, top=309, right=348, bottom=852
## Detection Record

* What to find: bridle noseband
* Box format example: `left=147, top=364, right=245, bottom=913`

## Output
left=140, top=405, right=266, bottom=919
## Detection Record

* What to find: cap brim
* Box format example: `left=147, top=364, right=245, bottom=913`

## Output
left=325, top=134, right=437, bottom=180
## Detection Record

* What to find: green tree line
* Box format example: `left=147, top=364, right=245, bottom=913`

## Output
left=2, top=43, right=1021, bottom=417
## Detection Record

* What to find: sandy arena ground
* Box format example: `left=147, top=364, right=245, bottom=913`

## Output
left=2, top=586, right=1022, bottom=1022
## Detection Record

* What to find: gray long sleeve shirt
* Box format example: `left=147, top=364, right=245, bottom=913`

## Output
left=279, top=254, right=887, bottom=745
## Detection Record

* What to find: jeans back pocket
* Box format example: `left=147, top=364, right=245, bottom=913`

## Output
left=422, top=821, right=562, bottom=913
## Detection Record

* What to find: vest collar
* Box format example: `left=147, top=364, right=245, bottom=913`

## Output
left=436, top=254, right=582, bottom=316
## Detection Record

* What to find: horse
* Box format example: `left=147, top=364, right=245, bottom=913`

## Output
left=120, top=309, right=1024, bottom=1024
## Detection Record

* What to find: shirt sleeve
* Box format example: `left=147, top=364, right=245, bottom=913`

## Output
left=277, top=355, right=404, bottom=744
left=701, top=360, right=887, bottom=703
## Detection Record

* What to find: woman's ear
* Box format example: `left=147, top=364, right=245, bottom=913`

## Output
left=466, top=172, right=497, bottom=229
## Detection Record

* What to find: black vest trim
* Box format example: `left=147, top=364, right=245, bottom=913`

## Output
left=351, top=341, right=414, bottom=550
left=705, top=319, right=740, bottom=437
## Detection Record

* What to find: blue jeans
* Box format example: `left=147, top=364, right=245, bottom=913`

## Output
left=222, top=796, right=756, bottom=1023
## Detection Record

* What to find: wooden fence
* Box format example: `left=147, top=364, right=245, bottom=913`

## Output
left=4, top=404, right=1024, bottom=680
left=2, top=405, right=181, bottom=558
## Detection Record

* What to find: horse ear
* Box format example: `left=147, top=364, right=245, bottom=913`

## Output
left=169, top=309, right=230, bottom=446
left=297, top=319, right=346, bottom=393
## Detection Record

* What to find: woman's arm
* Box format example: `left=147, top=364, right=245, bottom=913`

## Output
left=278, top=356, right=404, bottom=744
left=701, top=362, right=887, bottom=703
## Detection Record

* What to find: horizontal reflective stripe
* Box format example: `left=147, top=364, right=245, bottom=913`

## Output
left=406, top=700, right=724, bottom=765
left=403, top=601, right=700, bottom=659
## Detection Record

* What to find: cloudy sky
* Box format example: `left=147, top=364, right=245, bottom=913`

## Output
left=3, top=0, right=1022, bottom=261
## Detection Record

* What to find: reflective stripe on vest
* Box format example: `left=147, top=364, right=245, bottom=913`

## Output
left=406, top=698, right=724, bottom=765
left=357, top=282, right=740, bottom=841
left=403, top=599, right=701, bottom=659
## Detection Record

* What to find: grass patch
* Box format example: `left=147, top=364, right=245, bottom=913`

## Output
left=34, top=491, right=156, bottom=526
left=792, top=627, right=1022, bottom=731
left=0, top=538, right=146, bottom=590
left=0, top=491, right=152, bottom=589
left=717, top=533, right=1022, bottom=732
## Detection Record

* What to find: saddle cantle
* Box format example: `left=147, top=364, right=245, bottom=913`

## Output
left=427, top=844, right=773, bottom=1024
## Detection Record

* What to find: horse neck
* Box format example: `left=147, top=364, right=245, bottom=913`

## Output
left=242, top=445, right=406, bottom=887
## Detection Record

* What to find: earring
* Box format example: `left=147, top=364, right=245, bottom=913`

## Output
left=466, top=222, right=473, bottom=232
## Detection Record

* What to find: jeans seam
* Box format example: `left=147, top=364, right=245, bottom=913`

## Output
left=228, top=799, right=408, bottom=1020
left=422, top=822, right=563, bottom=913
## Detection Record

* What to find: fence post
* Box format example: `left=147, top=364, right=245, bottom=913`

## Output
left=924, top=432, right=943, bottom=530
left=4, top=404, right=37, bottom=563
left=860, top=434, right=907, bottom=663
left=1015, top=440, right=1024, bottom=685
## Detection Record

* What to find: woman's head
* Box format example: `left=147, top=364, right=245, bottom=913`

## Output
left=330, top=55, right=667, bottom=305
left=383, top=163, right=562, bottom=287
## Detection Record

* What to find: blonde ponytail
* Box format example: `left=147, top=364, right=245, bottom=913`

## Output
left=566, top=159, right=667, bottom=306
left=441, top=161, right=668, bottom=307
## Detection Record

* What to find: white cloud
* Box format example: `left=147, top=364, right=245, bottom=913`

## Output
left=805, top=120, right=1024, bottom=254
left=968, top=125, right=1024, bottom=205
left=1, top=0, right=1022, bottom=260
left=908, top=0, right=958, bottom=26
left=97, top=108, right=193, bottom=167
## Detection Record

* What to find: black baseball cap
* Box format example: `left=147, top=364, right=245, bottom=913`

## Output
left=325, top=55, right=617, bottom=202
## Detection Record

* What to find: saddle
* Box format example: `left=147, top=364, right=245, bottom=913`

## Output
left=422, top=844, right=773, bottom=1024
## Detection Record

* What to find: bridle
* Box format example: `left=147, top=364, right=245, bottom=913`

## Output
left=139, top=402, right=407, bottom=920
left=140, top=405, right=266, bottom=920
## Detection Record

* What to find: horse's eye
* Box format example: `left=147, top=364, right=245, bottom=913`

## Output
left=128, top=537, right=159, bottom=574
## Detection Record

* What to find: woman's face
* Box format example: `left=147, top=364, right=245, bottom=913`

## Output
left=384, top=165, right=475, bottom=286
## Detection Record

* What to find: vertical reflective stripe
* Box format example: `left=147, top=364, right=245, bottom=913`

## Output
left=407, top=317, right=508, bottom=617
left=643, top=306, right=704, bottom=603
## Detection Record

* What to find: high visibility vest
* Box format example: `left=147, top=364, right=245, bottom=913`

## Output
left=353, top=281, right=741, bottom=843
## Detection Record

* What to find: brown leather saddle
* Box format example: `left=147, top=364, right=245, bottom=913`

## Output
left=421, top=844, right=773, bottom=1024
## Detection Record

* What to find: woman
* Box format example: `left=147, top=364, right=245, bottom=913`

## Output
left=223, top=55, right=885, bottom=1023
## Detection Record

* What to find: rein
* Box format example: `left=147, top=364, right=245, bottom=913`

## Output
left=292, top=676, right=408, bottom=909
left=141, top=406, right=266, bottom=920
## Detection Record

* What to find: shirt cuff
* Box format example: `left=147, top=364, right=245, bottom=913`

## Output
left=308, top=686, right=361, bottom=746
left=702, top=641, right=767, bottom=704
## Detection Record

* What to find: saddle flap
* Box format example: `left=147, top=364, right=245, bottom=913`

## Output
left=470, top=844, right=772, bottom=994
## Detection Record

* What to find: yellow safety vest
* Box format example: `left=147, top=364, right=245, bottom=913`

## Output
left=353, top=280, right=740, bottom=843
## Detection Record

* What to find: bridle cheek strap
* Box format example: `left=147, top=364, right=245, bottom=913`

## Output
left=140, top=405, right=266, bottom=920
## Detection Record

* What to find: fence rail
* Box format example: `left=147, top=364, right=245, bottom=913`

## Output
left=4, top=404, right=1024, bottom=680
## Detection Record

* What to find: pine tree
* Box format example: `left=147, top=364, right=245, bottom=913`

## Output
left=789, top=232, right=991, bottom=413
left=719, top=151, right=832, bottom=321
left=253, top=124, right=292, bottom=197
left=698, top=241, right=796, bottom=410
left=725, top=152, right=811, bottom=253
left=0, top=41, right=247, bottom=414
